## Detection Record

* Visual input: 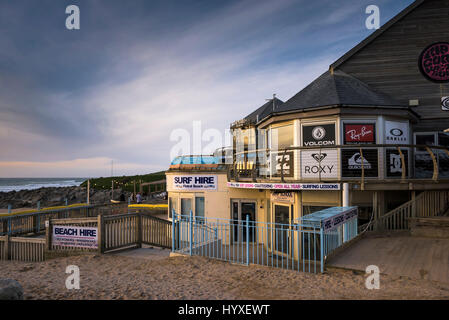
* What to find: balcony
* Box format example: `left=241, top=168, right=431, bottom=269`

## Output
left=227, top=144, right=449, bottom=189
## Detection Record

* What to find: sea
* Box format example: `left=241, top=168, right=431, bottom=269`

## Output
left=0, top=178, right=87, bottom=193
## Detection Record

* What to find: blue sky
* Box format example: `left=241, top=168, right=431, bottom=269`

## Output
left=0, top=0, right=414, bottom=177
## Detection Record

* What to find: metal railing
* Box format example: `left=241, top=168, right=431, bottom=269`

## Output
left=229, top=144, right=449, bottom=185
left=171, top=209, right=358, bottom=273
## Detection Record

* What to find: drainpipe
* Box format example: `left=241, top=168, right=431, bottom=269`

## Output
left=342, top=183, right=349, bottom=207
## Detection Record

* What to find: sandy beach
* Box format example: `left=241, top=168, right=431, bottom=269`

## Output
left=1, top=250, right=449, bottom=300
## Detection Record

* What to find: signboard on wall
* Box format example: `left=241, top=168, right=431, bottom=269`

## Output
left=322, top=207, right=358, bottom=232
left=442, top=96, right=449, bottom=111
left=385, top=121, right=409, bottom=144
left=341, top=149, right=378, bottom=177
left=418, top=42, right=449, bottom=83
left=343, top=124, right=376, bottom=144
left=271, top=151, right=294, bottom=177
left=303, top=124, right=336, bottom=147
left=386, top=148, right=409, bottom=178
left=172, top=175, right=218, bottom=190
left=52, top=225, right=98, bottom=249
left=271, top=191, right=295, bottom=203
left=301, top=149, right=338, bottom=179
left=227, top=182, right=340, bottom=191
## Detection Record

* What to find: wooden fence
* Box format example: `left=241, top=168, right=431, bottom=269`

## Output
left=141, top=214, right=171, bottom=249
left=0, top=203, right=129, bottom=237
left=0, top=235, right=45, bottom=262
left=359, top=190, right=449, bottom=232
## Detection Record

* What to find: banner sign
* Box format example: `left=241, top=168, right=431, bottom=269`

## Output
left=386, top=148, right=409, bottom=178
left=227, top=182, right=340, bottom=191
left=385, top=121, right=409, bottom=144
left=322, top=207, right=358, bottom=232
left=418, top=42, right=449, bottom=83
left=271, top=151, right=294, bottom=177
left=303, top=124, right=336, bottom=147
left=52, top=225, right=98, bottom=249
left=343, top=123, right=376, bottom=144
left=442, top=96, right=449, bottom=111
left=342, top=149, right=378, bottom=178
left=271, top=191, right=295, bottom=203
left=301, top=149, right=338, bottom=179
left=172, top=175, right=218, bottom=190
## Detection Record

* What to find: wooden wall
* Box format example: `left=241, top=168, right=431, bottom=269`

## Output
left=336, top=0, right=449, bottom=132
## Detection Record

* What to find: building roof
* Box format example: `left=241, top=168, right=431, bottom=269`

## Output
left=275, top=70, right=403, bottom=114
left=244, top=97, right=284, bottom=123
left=330, top=0, right=426, bottom=69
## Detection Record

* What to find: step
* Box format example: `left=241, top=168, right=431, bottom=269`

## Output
left=408, top=216, right=449, bottom=239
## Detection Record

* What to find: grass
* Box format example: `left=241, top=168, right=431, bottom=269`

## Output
left=80, top=171, right=166, bottom=192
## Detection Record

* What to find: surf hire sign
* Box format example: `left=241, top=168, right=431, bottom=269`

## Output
left=301, top=123, right=338, bottom=179
left=172, top=175, right=218, bottom=191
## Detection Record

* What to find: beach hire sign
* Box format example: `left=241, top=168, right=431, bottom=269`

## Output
left=52, top=225, right=98, bottom=249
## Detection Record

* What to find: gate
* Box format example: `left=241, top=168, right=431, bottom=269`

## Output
left=171, top=207, right=358, bottom=273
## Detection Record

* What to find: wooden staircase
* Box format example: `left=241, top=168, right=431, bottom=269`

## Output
left=359, top=190, right=449, bottom=232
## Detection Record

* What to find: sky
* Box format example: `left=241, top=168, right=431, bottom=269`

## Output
left=0, top=0, right=414, bottom=178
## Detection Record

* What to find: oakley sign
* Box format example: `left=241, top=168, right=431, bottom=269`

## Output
left=385, top=121, right=409, bottom=144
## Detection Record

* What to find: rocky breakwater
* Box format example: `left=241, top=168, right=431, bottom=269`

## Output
left=0, top=186, right=132, bottom=209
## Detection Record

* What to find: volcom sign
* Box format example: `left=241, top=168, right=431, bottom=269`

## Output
left=303, top=124, right=335, bottom=147
left=385, top=121, right=409, bottom=144
left=301, top=149, right=338, bottom=179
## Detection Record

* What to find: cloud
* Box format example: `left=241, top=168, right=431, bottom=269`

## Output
left=0, top=0, right=414, bottom=177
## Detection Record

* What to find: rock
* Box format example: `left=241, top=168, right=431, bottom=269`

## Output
left=0, top=279, right=24, bottom=300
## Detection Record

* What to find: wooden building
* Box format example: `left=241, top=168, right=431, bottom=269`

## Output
left=166, top=0, right=449, bottom=234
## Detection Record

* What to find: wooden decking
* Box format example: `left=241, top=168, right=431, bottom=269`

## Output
left=326, top=233, right=449, bottom=283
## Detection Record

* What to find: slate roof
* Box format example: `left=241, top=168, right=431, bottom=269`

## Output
left=275, top=70, right=403, bottom=115
left=244, top=97, right=284, bottom=123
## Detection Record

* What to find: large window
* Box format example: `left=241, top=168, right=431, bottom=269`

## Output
left=195, top=197, right=205, bottom=218
left=270, top=124, right=293, bottom=151
left=181, top=198, right=192, bottom=215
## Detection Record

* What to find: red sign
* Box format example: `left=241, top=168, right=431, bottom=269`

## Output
left=344, top=124, right=375, bottom=144
left=419, top=42, right=449, bottom=83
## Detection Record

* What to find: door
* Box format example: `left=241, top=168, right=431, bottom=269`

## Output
left=231, top=200, right=256, bottom=243
left=273, top=204, right=291, bottom=255
left=241, top=202, right=256, bottom=243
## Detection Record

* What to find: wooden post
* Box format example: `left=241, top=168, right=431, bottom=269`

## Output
left=45, top=219, right=52, bottom=251
left=4, top=235, right=9, bottom=260
left=133, top=180, right=136, bottom=200
left=97, top=214, right=104, bottom=254
left=87, top=179, right=90, bottom=205
left=137, top=213, right=142, bottom=248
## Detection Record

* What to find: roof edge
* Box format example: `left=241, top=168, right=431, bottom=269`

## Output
left=330, top=0, right=426, bottom=70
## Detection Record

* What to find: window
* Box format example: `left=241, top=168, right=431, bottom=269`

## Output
left=270, top=125, right=293, bottom=151
left=195, top=197, right=205, bottom=218
left=181, top=198, right=192, bottom=215
left=168, top=197, right=177, bottom=219
left=302, top=206, right=331, bottom=216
